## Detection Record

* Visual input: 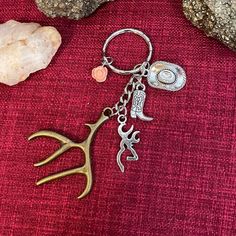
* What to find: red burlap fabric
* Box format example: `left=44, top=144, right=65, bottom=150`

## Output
left=0, top=0, right=236, bottom=235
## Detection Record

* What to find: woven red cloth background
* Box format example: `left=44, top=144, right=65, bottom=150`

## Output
left=0, top=0, right=236, bottom=235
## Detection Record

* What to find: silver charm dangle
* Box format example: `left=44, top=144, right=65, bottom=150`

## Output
left=131, top=84, right=153, bottom=121
left=147, top=61, right=186, bottom=91
left=116, top=115, right=140, bottom=172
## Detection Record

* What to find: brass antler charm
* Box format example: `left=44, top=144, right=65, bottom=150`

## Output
left=28, top=108, right=111, bottom=199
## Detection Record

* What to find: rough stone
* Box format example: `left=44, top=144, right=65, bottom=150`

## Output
left=0, top=20, right=61, bottom=86
left=183, top=0, right=236, bottom=51
left=35, top=0, right=111, bottom=20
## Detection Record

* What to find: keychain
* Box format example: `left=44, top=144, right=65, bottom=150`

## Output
left=29, top=28, right=186, bottom=199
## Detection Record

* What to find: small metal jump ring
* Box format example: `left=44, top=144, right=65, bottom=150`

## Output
left=136, top=83, right=146, bottom=91
left=102, top=57, right=113, bottom=66
left=103, top=107, right=114, bottom=117
left=117, top=115, right=127, bottom=124
left=102, top=28, right=153, bottom=75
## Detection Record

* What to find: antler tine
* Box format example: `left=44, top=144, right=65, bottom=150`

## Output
left=130, top=131, right=140, bottom=143
left=28, top=130, right=72, bottom=144
left=118, top=124, right=134, bottom=137
left=77, top=171, right=92, bottom=199
left=28, top=130, right=77, bottom=167
left=36, top=167, right=83, bottom=186
left=125, top=125, right=135, bottom=136
left=36, top=165, right=92, bottom=199
left=34, top=145, right=72, bottom=167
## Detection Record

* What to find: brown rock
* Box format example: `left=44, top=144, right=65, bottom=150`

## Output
left=183, top=0, right=236, bottom=51
left=35, top=0, right=111, bottom=20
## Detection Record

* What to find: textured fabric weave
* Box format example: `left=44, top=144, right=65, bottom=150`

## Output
left=0, top=0, right=236, bottom=235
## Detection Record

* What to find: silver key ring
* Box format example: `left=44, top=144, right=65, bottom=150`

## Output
left=102, top=28, right=153, bottom=75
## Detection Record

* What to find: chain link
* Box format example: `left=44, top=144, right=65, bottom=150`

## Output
left=110, top=75, right=140, bottom=116
left=109, top=62, right=150, bottom=117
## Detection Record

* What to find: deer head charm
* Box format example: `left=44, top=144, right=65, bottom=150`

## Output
left=117, top=123, right=140, bottom=172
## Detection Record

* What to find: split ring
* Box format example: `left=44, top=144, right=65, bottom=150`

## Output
left=102, top=28, right=153, bottom=75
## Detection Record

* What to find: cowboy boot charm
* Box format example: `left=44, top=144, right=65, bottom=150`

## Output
left=130, top=87, right=153, bottom=121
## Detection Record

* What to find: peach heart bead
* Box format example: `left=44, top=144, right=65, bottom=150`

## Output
left=92, top=66, right=108, bottom=82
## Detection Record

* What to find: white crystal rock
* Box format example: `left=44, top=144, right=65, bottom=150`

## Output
left=0, top=20, right=61, bottom=86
